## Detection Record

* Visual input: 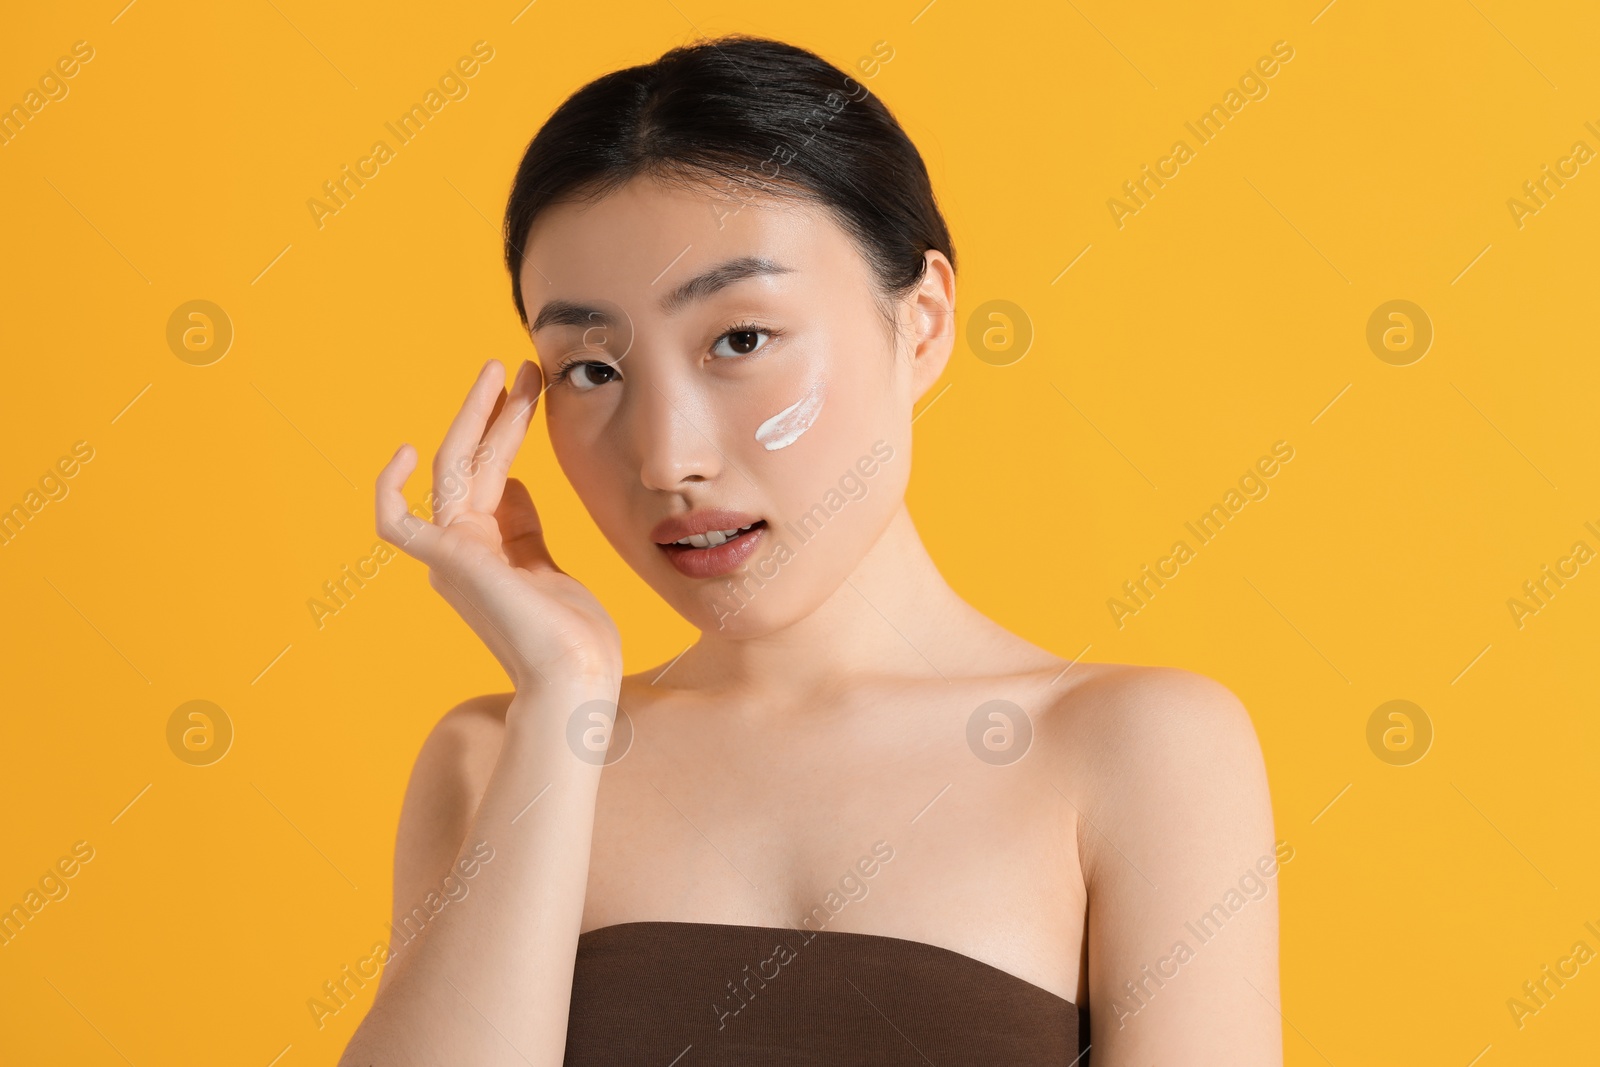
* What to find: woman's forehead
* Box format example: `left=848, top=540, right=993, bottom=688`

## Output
left=519, top=178, right=857, bottom=313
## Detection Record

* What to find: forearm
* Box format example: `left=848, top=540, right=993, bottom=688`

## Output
left=339, top=680, right=613, bottom=1066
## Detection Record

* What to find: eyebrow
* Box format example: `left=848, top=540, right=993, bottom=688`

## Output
left=528, top=255, right=795, bottom=334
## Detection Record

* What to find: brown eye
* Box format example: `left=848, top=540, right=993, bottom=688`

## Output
left=562, top=360, right=620, bottom=390
left=711, top=326, right=773, bottom=359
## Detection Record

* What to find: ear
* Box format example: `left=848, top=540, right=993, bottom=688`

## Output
left=903, top=249, right=956, bottom=401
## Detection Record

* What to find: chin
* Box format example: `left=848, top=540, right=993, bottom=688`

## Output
left=683, top=578, right=813, bottom=636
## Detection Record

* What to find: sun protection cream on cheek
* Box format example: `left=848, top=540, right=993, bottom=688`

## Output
left=755, top=380, right=825, bottom=450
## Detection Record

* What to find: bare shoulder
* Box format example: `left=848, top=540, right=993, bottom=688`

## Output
left=386, top=693, right=514, bottom=964
left=1042, top=665, right=1282, bottom=1055
left=1044, top=663, right=1262, bottom=774
left=398, top=692, right=514, bottom=820
left=1040, top=663, right=1273, bottom=871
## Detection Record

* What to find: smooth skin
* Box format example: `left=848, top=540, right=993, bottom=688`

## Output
left=339, top=175, right=1281, bottom=1066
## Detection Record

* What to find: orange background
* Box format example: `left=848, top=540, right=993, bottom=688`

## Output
left=2, top=1, right=1597, bottom=1063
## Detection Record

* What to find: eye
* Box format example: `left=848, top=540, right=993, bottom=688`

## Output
left=711, top=323, right=778, bottom=359
left=554, top=359, right=620, bottom=391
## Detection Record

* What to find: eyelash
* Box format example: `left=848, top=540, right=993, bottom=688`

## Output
left=550, top=321, right=781, bottom=388
left=711, top=321, right=783, bottom=362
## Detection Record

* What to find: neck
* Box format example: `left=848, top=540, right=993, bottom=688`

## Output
left=664, top=505, right=978, bottom=698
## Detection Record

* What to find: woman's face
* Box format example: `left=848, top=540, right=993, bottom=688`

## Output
left=519, top=174, right=949, bottom=635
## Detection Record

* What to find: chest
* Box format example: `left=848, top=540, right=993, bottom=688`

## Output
left=578, top=693, right=1089, bottom=1002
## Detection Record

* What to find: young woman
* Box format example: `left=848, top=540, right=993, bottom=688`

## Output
left=341, top=34, right=1281, bottom=1067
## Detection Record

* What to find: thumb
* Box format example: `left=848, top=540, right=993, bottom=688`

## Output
left=496, top=477, right=556, bottom=571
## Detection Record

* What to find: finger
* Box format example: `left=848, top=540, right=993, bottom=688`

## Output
left=496, top=477, right=555, bottom=571
left=470, top=360, right=543, bottom=515
left=433, top=360, right=507, bottom=529
left=465, top=384, right=511, bottom=504
left=484, top=384, right=509, bottom=433
left=376, top=443, right=445, bottom=561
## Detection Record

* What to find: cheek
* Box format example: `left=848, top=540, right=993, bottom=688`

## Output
left=547, top=417, right=618, bottom=512
left=754, top=383, right=902, bottom=529
left=545, top=417, right=583, bottom=479
left=744, top=331, right=891, bottom=462
left=745, top=378, right=896, bottom=538
left=754, top=379, right=825, bottom=451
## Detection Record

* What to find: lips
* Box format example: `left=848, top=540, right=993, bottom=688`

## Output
left=650, top=508, right=764, bottom=545
left=652, top=509, right=768, bottom=579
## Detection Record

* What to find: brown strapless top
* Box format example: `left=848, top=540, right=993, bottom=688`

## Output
left=564, top=920, right=1090, bottom=1065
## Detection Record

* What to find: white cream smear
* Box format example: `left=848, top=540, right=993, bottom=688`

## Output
left=755, top=380, right=825, bottom=450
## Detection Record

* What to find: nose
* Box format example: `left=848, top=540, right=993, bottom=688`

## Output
left=632, top=378, right=725, bottom=492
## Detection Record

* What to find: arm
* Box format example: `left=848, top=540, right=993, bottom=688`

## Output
left=377, top=693, right=511, bottom=1000
left=345, top=358, right=624, bottom=1063
left=340, top=677, right=613, bottom=1066
left=1071, top=667, right=1283, bottom=1064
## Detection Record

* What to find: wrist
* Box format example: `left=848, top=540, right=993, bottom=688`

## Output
left=504, top=675, right=624, bottom=768
left=515, top=662, right=620, bottom=697
left=510, top=646, right=621, bottom=693
left=507, top=669, right=620, bottom=719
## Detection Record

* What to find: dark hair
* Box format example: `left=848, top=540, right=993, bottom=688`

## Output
left=502, top=34, right=955, bottom=342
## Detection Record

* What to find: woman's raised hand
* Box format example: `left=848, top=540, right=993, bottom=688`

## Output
left=375, top=359, right=622, bottom=694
